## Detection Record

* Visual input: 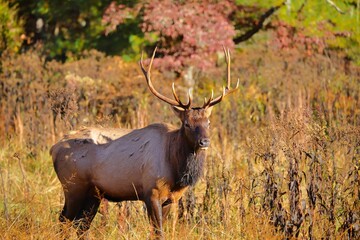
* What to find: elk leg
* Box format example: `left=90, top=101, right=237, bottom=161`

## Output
left=162, top=198, right=179, bottom=239
left=146, top=192, right=164, bottom=239
left=60, top=184, right=90, bottom=222
left=161, top=202, right=176, bottom=239
left=161, top=201, right=172, bottom=219
left=171, top=203, right=179, bottom=240
left=74, top=187, right=102, bottom=238
left=58, top=184, right=90, bottom=238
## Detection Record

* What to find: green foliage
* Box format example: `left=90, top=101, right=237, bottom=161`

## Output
left=15, top=0, right=116, bottom=60
left=120, top=32, right=158, bottom=61
left=233, top=0, right=360, bottom=64
left=0, top=0, right=23, bottom=55
left=277, top=0, right=360, bottom=63
left=0, top=0, right=358, bottom=66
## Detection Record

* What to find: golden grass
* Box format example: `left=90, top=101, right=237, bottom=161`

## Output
left=0, top=135, right=289, bottom=239
left=1, top=47, right=360, bottom=239
left=1, top=118, right=358, bottom=239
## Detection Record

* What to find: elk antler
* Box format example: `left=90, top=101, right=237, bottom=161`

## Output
left=203, top=47, right=239, bottom=108
left=140, top=47, right=192, bottom=109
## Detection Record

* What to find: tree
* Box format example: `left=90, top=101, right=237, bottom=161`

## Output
left=0, top=0, right=23, bottom=55
left=4, top=0, right=359, bottom=66
left=103, top=0, right=236, bottom=72
left=15, top=0, right=117, bottom=61
left=104, top=0, right=360, bottom=66
left=273, top=0, right=360, bottom=63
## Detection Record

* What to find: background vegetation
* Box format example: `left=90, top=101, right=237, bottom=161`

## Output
left=0, top=0, right=360, bottom=239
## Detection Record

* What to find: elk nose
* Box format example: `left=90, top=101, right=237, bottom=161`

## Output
left=198, top=138, right=210, bottom=149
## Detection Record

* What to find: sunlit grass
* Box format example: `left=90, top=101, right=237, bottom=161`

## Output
left=2, top=117, right=358, bottom=239
left=1, top=47, right=360, bottom=239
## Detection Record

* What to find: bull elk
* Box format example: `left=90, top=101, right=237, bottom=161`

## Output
left=50, top=47, right=238, bottom=239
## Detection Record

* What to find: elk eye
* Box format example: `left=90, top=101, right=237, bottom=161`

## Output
left=184, top=121, right=190, bottom=128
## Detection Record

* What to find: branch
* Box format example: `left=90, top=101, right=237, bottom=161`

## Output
left=326, top=0, right=345, bottom=14
left=233, top=2, right=286, bottom=44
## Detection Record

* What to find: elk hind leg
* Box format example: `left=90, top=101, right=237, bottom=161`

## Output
left=58, top=185, right=90, bottom=237
left=60, top=190, right=89, bottom=222
left=74, top=187, right=102, bottom=238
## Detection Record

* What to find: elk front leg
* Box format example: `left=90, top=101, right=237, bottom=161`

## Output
left=171, top=200, right=178, bottom=240
left=146, top=189, right=164, bottom=239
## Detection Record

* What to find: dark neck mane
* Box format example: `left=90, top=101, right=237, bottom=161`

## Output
left=168, top=128, right=207, bottom=188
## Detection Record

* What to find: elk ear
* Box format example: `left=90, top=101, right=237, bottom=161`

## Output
left=172, top=106, right=185, bottom=120
left=205, top=106, right=213, bottom=118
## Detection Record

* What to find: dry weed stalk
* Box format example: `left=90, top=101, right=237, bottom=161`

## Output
left=0, top=167, right=9, bottom=222
left=254, top=106, right=312, bottom=238
left=48, top=88, right=78, bottom=131
left=304, top=151, right=320, bottom=240
left=260, top=151, right=287, bottom=233
left=338, top=127, right=360, bottom=239
left=284, top=148, right=303, bottom=238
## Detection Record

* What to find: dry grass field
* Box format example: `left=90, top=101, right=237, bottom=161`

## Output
left=0, top=46, right=359, bottom=239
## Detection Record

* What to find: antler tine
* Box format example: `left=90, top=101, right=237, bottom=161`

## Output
left=202, top=89, right=214, bottom=108
left=224, top=46, right=231, bottom=90
left=171, top=83, right=192, bottom=108
left=171, top=82, right=181, bottom=103
left=140, top=47, right=188, bottom=108
left=186, top=89, right=192, bottom=108
left=203, top=47, right=239, bottom=108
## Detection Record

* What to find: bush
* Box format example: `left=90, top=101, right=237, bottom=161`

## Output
left=0, top=0, right=23, bottom=55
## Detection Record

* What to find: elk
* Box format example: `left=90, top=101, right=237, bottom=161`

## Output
left=50, top=47, right=238, bottom=239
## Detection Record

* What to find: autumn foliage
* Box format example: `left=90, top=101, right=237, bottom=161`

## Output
left=1, top=0, right=360, bottom=239
left=103, top=0, right=235, bottom=70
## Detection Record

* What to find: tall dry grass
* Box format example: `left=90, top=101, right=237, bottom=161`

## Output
left=0, top=45, right=359, bottom=239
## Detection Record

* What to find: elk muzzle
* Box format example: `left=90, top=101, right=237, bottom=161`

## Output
left=198, top=138, right=210, bottom=150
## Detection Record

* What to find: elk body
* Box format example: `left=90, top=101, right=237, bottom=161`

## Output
left=51, top=48, right=238, bottom=238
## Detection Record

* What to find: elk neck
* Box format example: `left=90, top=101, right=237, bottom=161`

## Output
left=168, top=126, right=207, bottom=189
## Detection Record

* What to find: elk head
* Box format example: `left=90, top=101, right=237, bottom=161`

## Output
left=140, top=47, right=239, bottom=151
